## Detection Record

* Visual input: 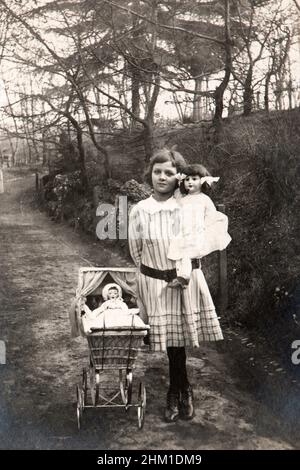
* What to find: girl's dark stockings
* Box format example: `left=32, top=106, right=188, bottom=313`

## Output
left=167, top=346, right=189, bottom=392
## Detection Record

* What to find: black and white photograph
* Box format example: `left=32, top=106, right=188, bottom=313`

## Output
left=0, top=0, right=300, bottom=455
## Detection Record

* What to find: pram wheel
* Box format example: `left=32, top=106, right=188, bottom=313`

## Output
left=119, top=369, right=133, bottom=409
left=76, top=385, right=83, bottom=430
left=89, top=366, right=100, bottom=406
left=137, top=382, right=146, bottom=429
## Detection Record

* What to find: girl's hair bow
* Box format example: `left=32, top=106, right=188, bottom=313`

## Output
left=175, top=173, right=187, bottom=182
left=200, top=176, right=220, bottom=186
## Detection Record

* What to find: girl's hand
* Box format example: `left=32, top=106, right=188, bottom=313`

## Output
left=168, top=277, right=188, bottom=289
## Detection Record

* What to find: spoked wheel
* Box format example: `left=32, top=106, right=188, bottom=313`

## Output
left=89, top=366, right=100, bottom=406
left=76, top=385, right=83, bottom=430
left=137, top=382, right=146, bottom=429
left=82, top=368, right=88, bottom=407
left=119, top=369, right=133, bottom=410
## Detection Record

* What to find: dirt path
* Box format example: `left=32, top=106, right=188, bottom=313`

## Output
left=0, top=169, right=298, bottom=450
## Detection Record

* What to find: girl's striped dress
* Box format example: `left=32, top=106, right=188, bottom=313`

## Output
left=128, top=195, right=223, bottom=352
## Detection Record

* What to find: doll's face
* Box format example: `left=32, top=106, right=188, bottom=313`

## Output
left=107, top=288, right=119, bottom=300
left=184, top=175, right=202, bottom=194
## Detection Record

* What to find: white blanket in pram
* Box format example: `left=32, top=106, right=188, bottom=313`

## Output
left=81, top=304, right=147, bottom=333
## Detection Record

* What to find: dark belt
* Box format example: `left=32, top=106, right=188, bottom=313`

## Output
left=140, top=259, right=201, bottom=282
left=140, top=264, right=177, bottom=282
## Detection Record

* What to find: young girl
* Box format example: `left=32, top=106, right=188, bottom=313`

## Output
left=128, top=149, right=224, bottom=423
left=168, top=163, right=232, bottom=287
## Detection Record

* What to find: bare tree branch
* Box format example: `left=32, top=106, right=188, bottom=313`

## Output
left=102, top=0, right=225, bottom=46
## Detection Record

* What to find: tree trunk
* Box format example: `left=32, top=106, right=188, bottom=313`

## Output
left=264, top=72, right=271, bottom=112
left=129, top=1, right=141, bottom=127
left=42, top=130, right=47, bottom=165
left=142, top=71, right=160, bottom=161
left=29, top=76, right=40, bottom=162
left=143, top=123, right=154, bottom=162
left=74, top=88, right=111, bottom=180
left=130, top=63, right=140, bottom=126
left=6, top=134, right=16, bottom=166
left=213, top=0, right=232, bottom=124
left=275, top=81, right=283, bottom=110
left=25, top=135, right=33, bottom=164
left=102, top=149, right=112, bottom=180
left=193, top=78, right=202, bottom=122
left=75, top=128, right=88, bottom=189
left=243, top=66, right=253, bottom=116
left=287, top=79, right=293, bottom=109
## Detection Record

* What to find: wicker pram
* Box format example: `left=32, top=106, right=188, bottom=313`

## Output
left=87, top=327, right=147, bottom=371
left=72, top=267, right=149, bottom=430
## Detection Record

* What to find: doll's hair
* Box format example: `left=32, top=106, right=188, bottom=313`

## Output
left=144, top=147, right=186, bottom=187
left=179, top=163, right=212, bottom=195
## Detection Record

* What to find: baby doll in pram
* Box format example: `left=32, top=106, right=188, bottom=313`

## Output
left=80, top=282, right=146, bottom=334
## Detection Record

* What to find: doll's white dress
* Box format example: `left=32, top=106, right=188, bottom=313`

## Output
left=168, top=193, right=231, bottom=279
